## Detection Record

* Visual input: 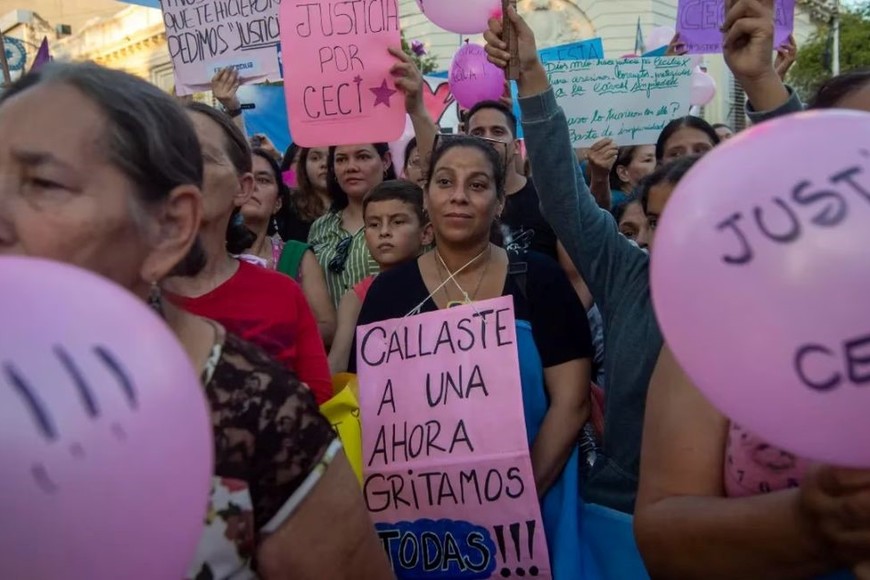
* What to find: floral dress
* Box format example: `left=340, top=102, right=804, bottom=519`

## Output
left=187, top=329, right=338, bottom=579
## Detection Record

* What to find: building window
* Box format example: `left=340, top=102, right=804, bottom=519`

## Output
left=151, top=64, right=175, bottom=93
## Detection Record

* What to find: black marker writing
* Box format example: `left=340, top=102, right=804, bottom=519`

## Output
left=295, top=0, right=399, bottom=38
left=426, top=364, right=489, bottom=407
left=360, top=311, right=513, bottom=367
left=94, top=345, right=137, bottom=409
left=794, top=331, right=870, bottom=392
left=364, top=466, right=525, bottom=512
left=716, top=213, right=753, bottom=265
left=55, top=345, right=100, bottom=418
left=367, top=419, right=473, bottom=466
left=717, top=160, right=870, bottom=266
left=753, top=197, right=801, bottom=244
left=4, top=363, right=57, bottom=440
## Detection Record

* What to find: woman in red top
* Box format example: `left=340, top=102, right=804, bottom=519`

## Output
left=165, top=103, right=332, bottom=404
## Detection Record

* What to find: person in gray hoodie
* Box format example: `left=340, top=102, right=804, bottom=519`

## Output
left=483, top=0, right=803, bottom=514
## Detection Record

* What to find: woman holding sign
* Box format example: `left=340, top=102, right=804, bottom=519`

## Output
left=0, top=62, right=392, bottom=579
left=353, top=133, right=595, bottom=578
left=308, top=143, right=397, bottom=309
left=482, top=0, right=806, bottom=518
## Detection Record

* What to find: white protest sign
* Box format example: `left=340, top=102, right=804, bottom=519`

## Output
left=547, top=56, right=693, bottom=147
left=160, top=0, right=282, bottom=96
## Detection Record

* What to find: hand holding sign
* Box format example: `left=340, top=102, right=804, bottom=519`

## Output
left=212, top=66, right=242, bottom=111
left=0, top=257, right=212, bottom=579
left=651, top=110, right=870, bottom=467
left=279, top=0, right=405, bottom=147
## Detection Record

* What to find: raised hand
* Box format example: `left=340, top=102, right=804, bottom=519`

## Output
left=774, top=34, right=797, bottom=81
left=484, top=7, right=539, bottom=73
left=211, top=67, right=241, bottom=111
left=665, top=33, right=688, bottom=57
left=798, top=465, right=870, bottom=568
left=722, top=0, right=788, bottom=112
left=586, top=138, right=618, bottom=176
left=388, top=46, right=425, bottom=116
left=722, top=0, right=776, bottom=83
left=484, top=7, right=549, bottom=96
left=252, top=134, right=281, bottom=161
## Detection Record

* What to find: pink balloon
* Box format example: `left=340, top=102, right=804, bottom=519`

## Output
left=651, top=110, right=870, bottom=467
left=416, top=0, right=500, bottom=34
left=690, top=69, right=716, bottom=106
left=448, top=43, right=506, bottom=109
left=646, top=25, right=675, bottom=51
left=0, top=257, right=213, bottom=578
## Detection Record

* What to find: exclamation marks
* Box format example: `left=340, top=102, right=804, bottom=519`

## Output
left=492, top=521, right=539, bottom=577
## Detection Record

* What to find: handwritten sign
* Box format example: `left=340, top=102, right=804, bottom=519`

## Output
left=357, top=297, right=551, bottom=579
left=160, top=0, right=282, bottom=96
left=676, top=0, right=796, bottom=54
left=547, top=56, right=692, bottom=147
left=508, top=38, right=604, bottom=139
left=279, top=0, right=404, bottom=147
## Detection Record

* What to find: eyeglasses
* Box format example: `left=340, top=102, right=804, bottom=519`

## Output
left=328, top=236, right=353, bottom=274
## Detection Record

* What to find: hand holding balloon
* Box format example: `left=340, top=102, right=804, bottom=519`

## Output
left=798, top=465, right=870, bottom=569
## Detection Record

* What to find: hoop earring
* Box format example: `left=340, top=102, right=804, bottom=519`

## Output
left=271, top=216, right=280, bottom=233
left=148, top=281, right=165, bottom=318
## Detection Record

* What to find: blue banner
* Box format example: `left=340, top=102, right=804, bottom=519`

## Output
left=237, top=85, right=292, bottom=154
left=119, top=0, right=160, bottom=7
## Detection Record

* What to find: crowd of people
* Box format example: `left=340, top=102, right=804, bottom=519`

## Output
left=1, top=0, right=868, bottom=577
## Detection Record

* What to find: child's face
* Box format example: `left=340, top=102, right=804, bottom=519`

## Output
left=364, top=199, right=431, bottom=269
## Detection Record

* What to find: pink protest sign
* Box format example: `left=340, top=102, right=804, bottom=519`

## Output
left=357, top=297, right=551, bottom=579
left=279, top=0, right=405, bottom=147
left=676, top=0, right=795, bottom=54
left=160, top=0, right=283, bottom=96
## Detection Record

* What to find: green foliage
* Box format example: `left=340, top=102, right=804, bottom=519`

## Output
left=401, top=30, right=439, bottom=74
left=788, top=7, right=870, bottom=100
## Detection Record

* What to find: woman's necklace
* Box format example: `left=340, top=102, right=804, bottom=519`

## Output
left=434, top=246, right=491, bottom=307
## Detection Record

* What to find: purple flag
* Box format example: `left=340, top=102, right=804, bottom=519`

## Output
left=29, top=37, right=50, bottom=73
left=676, top=0, right=795, bottom=54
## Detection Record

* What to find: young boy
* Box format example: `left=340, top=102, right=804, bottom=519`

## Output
left=328, top=181, right=432, bottom=374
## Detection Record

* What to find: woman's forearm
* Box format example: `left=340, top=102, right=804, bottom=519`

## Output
left=589, top=173, right=612, bottom=211
left=635, top=492, right=834, bottom=580
left=530, top=402, right=588, bottom=497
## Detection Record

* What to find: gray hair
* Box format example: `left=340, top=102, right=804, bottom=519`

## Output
left=0, top=61, right=206, bottom=275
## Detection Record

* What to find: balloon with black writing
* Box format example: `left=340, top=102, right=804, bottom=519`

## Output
left=651, top=109, right=870, bottom=467
left=0, top=257, right=213, bottom=578
left=449, top=43, right=506, bottom=110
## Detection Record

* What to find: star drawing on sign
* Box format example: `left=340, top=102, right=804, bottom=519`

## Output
left=369, top=79, right=397, bottom=107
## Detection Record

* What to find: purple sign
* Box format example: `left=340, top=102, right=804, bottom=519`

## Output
left=676, top=0, right=795, bottom=54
